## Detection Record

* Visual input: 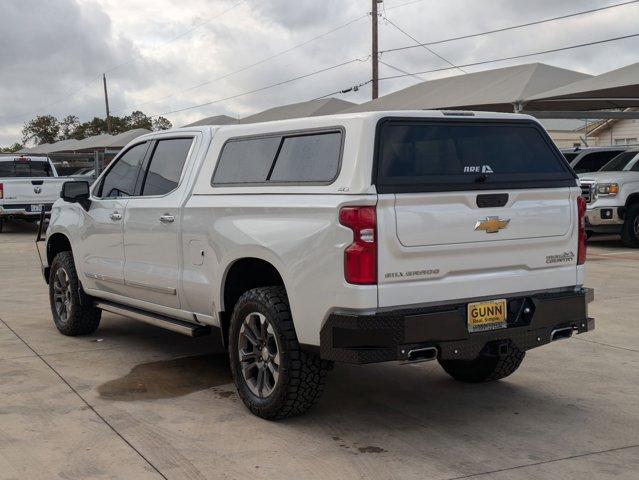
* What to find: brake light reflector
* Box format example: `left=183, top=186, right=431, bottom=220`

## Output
left=339, top=206, right=377, bottom=285
left=0, top=183, right=3, bottom=199
left=577, top=196, right=587, bottom=265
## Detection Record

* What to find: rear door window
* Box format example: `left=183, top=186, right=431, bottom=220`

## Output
left=140, top=138, right=193, bottom=196
left=375, top=119, right=574, bottom=193
left=212, top=130, right=342, bottom=184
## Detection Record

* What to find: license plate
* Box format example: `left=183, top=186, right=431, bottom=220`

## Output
left=467, top=299, right=507, bottom=333
left=30, top=204, right=42, bottom=212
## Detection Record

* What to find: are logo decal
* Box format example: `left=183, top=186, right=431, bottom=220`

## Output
left=463, top=165, right=494, bottom=173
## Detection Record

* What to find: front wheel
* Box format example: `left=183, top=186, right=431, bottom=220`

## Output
left=438, top=346, right=525, bottom=383
left=49, top=251, right=101, bottom=336
left=621, top=205, right=639, bottom=248
left=229, top=286, right=331, bottom=419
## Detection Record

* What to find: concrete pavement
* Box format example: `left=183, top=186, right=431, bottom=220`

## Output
left=1, top=219, right=638, bottom=479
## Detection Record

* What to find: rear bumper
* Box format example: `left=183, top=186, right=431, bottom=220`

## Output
left=320, top=288, right=594, bottom=364
left=0, top=203, right=52, bottom=218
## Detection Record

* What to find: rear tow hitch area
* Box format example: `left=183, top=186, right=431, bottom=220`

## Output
left=399, top=346, right=438, bottom=364
left=550, top=326, right=574, bottom=342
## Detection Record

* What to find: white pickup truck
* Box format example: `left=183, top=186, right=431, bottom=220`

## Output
left=0, top=155, right=65, bottom=232
left=40, top=111, right=594, bottom=419
left=579, top=147, right=639, bottom=246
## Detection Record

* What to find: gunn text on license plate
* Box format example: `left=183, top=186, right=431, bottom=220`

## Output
left=467, top=299, right=507, bottom=333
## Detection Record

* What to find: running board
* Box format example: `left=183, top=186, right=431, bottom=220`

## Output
left=94, top=301, right=211, bottom=337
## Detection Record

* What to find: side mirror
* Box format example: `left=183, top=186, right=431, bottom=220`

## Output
left=61, top=181, right=91, bottom=210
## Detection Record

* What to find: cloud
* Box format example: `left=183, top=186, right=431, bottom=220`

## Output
left=1, top=0, right=639, bottom=146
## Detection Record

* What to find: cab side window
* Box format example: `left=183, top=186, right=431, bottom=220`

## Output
left=99, top=142, right=148, bottom=197
left=139, top=138, right=193, bottom=196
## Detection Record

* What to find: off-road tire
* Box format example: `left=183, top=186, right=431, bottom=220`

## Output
left=229, top=286, right=331, bottom=419
left=49, top=251, right=101, bottom=336
left=621, top=204, right=639, bottom=248
left=439, top=347, right=525, bottom=383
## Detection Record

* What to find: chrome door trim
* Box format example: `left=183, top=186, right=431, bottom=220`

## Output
left=125, top=279, right=177, bottom=295
left=84, top=272, right=125, bottom=285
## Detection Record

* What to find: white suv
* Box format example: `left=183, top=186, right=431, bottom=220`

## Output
left=40, top=111, right=594, bottom=419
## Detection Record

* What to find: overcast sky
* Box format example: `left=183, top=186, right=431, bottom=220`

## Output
left=1, top=0, right=638, bottom=146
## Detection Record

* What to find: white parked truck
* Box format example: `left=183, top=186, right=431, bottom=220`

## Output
left=579, top=147, right=639, bottom=246
left=39, top=111, right=594, bottom=419
left=0, top=155, right=64, bottom=232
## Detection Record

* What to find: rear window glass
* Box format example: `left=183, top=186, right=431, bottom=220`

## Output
left=213, top=137, right=281, bottom=184
left=270, top=133, right=341, bottom=182
left=212, top=130, right=342, bottom=184
left=0, top=160, right=52, bottom=177
left=376, top=120, right=573, bottom=193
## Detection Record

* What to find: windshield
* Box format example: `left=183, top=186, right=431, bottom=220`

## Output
left=0, top=160, right=53, bottom=177
left=563, top=152, right=579, bottom=162
left=599, top=151, right=639, bottom=172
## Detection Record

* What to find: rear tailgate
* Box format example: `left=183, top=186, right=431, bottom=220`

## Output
left=1, top=178, right=64, bottom=205
left=375, top=117, right=581, bottom=308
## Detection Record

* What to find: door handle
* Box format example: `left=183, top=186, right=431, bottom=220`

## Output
left=110, top=211, right=122, bottom=221
left=159, top=214, right=175, bottom=224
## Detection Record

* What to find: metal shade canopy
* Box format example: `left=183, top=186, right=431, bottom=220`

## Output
left=242, top=98, right=356, bottom=123
left=525, top=62, right=639, bottom=111
left=347, top=63, right=591, bottom=113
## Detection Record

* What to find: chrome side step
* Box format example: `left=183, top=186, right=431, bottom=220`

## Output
left=94, top=301, right=211, bottom=337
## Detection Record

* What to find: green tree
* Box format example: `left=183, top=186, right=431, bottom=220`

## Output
left=125, top=110, right=153, bottom=130
left=59, top=115, right=80, bottom=140
left=0, top=142, right=23, bottom=153
left=152, top=116, right=172, bottom=131
left=22, top=115, right=60, bottom=145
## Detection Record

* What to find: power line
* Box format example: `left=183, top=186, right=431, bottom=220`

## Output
left=113, top=13, right=368, bottom=114
left=384, top=0, right=427, bottom=11
left=381, top=15, right=466, bottom=74
left=313, top=79, right=373, bottom=101
left=378, top=32, right=639, bottom=81
left=379, top=60, right=425, bottom=81
left=380, top=0, right=639, bottom=54
left=152, top=56, right=369, bottom=117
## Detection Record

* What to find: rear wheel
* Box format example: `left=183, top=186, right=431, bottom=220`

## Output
left=439, top=346, right=525, bottom=383
left=229, top=286, right=331, bottom=419
left=621, top=205, right=639, bottom=248
left=49, top=251, right=101, bottom=336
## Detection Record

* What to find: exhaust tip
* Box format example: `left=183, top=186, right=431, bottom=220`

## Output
left=406, top=346, right=438, bottom=363
left=550, top=327, right=573, bottom=342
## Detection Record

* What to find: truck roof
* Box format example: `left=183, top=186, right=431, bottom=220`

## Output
left=141, top=110, right=539, bottom=141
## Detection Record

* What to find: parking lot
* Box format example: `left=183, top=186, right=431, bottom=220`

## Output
left=0, top=220, right=637, bottom=480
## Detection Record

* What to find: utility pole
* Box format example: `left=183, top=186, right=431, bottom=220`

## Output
left=372, top=0, right=380, bottom=100
left=102, top=73, right=112, bottom=134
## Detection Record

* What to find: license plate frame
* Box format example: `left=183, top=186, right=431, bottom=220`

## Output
left=467, top=298, right=507, bottom=333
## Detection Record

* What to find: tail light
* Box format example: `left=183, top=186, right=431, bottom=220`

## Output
left=577, top=196, right=587, bottom=265
left=339, top=206, right=377, bottom=285
left=0, top=183, right=3, bottom=199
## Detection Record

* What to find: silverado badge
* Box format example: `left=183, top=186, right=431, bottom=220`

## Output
left=474, top=216, right=510, bottom=234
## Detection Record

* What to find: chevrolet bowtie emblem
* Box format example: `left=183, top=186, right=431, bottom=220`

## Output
left=474, top=216, right=510, bottom=233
